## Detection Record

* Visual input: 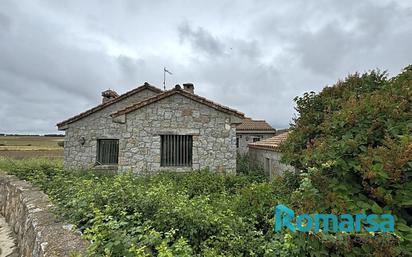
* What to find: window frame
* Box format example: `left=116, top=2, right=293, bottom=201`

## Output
left=96, top=139, right=119, bottom=165
left=253, top=137, right=260, bottom=142
left=160, top=135, right=193, bottom=167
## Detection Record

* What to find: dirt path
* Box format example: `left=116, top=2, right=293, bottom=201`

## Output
left=0, top=216, right=16, bottom=257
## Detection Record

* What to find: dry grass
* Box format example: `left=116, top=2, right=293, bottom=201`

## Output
left=0, top=136, right=63, bottom=159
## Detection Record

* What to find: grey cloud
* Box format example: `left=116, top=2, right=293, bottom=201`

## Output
left=292, top=23, right=351, bottom=76
left=0, top=0, right=411, bottom=133
left=0, top=12, right=11, bottom=32
left=230, top=39, right=261, bottom=60
left=285, top=0, right=412, bottom=77
left=0, top=1, right=144, bottom=133
left=178, top=22, right=226, bottom=57
left=178, top=21, right=262, bottom=61
left=117, top=55, right=145, bottom=85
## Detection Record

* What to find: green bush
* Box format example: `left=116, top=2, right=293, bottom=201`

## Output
left=0, top=158, right=297, bottom=256
left=236, top=153, right=266, bottom=181
left=281, top=65, right=412, bottom=256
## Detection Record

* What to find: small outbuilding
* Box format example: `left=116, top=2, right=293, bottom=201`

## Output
left=236, top=118, right=276, bottom=155
left=248, top=132, right=295, bottom=179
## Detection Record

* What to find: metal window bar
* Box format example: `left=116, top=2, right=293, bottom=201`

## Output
left=160, top=135, right=192, bottom=167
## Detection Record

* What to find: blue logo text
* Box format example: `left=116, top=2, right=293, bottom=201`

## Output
left=274, top=204, right=394, bottom=233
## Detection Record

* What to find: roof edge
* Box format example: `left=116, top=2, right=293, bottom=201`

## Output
left=248, top=144, right=281, bottom=152
left=247, top=132, right=289, bottom=151
left=56, top=82, right=162, bottom=129
left=236, top=129, right=277, bottom=132
left=111, top=87, right=245, bottom=118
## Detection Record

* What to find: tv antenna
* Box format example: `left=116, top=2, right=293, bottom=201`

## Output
left=163, top=67, right=173, bottom=90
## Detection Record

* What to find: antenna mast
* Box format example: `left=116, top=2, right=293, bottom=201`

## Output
left=163, top=67, right=172, bottom=90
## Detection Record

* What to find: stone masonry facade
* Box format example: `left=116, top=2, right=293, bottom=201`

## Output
left=237, top=133, right=275, bottom=155
left=248, top=148, right=294, bottom=179
left=63, top=87, right=158, bottom=170
left=117, top=94, right=238, bottom=173
left=61, top=85, right=242, bottom=174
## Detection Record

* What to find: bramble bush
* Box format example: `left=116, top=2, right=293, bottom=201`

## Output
left=0, top=157, right=300, bottom=256
left=281, top=65, right=412, bottom=256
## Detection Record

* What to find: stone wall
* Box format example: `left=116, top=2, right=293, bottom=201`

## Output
left=236, top=132, right=276, bottom=155
left=248, top=148, right=296, bottom=179
left=64, top=88, right=158, bottom=170
left=65, top=92, right=238, bottom=174
left=117, top=94, right=237, bottom=173
left=0, top=172, right=88, bottom=256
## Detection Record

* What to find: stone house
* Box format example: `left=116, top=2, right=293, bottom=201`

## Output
left=248, top=132, right=295, bottom=179
left=236, top=118, right=276, bottom=155
left=57, top=83, right=244, bottom=174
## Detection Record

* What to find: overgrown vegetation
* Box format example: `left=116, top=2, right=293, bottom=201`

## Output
left=0, top=157, right=299, bottom=256
left=0, top=66, right=410, bottom=256
left=281, top=65, right=412, bottom=256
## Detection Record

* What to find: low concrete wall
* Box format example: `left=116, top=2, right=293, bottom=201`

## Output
left=0, top=172, right=88, bottom=256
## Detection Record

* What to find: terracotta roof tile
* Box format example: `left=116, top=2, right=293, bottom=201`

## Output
left=57, top=82, right=162, bottom=128
left=236, top=118, right=275, bottom=131
left=111, top=86, right=245, bottom=118
left=248, top=132, right=289, bottom=151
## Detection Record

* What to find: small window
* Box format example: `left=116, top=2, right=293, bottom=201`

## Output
left=97, top=139, right=119, bottom=165
left=236, top=137, right=239, bottom=148
left=161, top=135, right=192, bottom=167
left=253, top=138, right=260, bottom=142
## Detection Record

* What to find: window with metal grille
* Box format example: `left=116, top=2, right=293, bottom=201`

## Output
left=253, top=137, right=260, bottom=142
left=160, top=135, right=192, bottom=167
left=236, top=137, right=239, bottom=148
left=97, top=139, right=119, bottom=165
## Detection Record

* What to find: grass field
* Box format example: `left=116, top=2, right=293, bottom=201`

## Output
left=0, top=136, right=63, bottom=159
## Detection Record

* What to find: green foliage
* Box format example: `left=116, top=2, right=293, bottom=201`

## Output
left=281, top=65, right=412, bottom=256
left=236, top=153, right=267, bottom=181
left=0, top=157, right=299, bottom=257
left=1, top=66, right=410, bottom=256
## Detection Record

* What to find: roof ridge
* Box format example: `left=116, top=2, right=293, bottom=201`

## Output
left=111, top=87, right=244, bottom=118
left=236, top=117, right=275, bottom=131
left=57, top=82, right=162, bottom=128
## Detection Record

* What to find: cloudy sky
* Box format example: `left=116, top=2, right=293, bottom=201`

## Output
left=0, top=0, right=411, bottom=134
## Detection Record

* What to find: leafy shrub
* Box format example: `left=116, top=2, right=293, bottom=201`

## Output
left=0, top=158, right=297, bottom=256
left=236, top=153, right=266, bottom=181
left=281, top=65, right=412, bottom=256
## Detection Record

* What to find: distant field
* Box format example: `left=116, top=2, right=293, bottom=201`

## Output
left=0, top=136, right=64, bottom=159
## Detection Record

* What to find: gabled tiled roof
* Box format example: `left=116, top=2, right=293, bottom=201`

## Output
left=57, top=82, right=162, bottom=128
left=111, top=86, right=244, bottom=118
left=236, top=118, right=275, bottom=131
left=248, top=132, right=289, bottom=151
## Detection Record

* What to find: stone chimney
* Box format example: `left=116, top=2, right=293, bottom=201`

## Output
left=101, top=89, right=119, bottom=103
left=183, top=83, right=194, bottom=94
